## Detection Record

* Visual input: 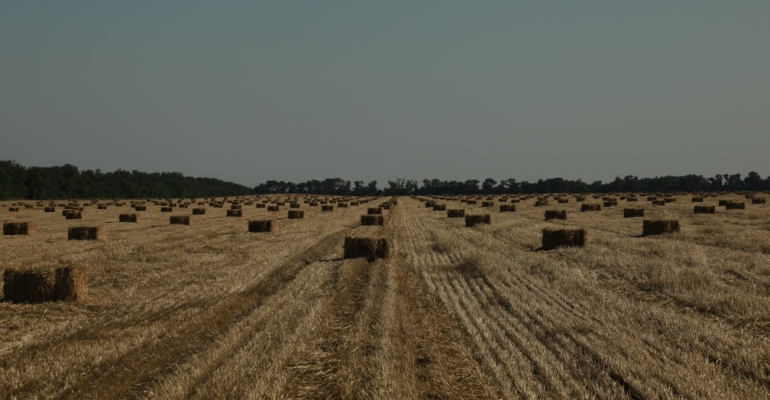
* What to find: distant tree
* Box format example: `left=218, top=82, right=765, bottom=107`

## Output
left=481, top=178, right=497, bottom=193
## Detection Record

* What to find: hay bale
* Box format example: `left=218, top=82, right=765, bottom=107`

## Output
left=432, top=204, right=446, bottom=211
left=558, top=199, right=569, bottom=204
left=361, top=215, right=384, bottom=226
left=321, top=205, right=334, bottom=212
left=481, top=201, right=494, bottom=207
left=664, top=198, right=676, bottom=203
left=652, top=200, right=666, bottom=206
left=343, top=237, right=390, bottom=261
left=248, top=220, right=278, bottom=233
left=134, top=205, right=147, bottom=211
left=542, top=228, right=586, bottom=250
left=447, top=209, right=465, bottom=218
left=465, top=214, right=491, bottom=227
left=231, top=204, right=242, bottom=210
left=8, top=207, right=19, bottom=212
left=694, top=206, right=715, bottom=214
left=290, top=203, right=301, bottom=209
left=544, top=210, right=567, bottom=220
left=118, top=213, right=140, bottom=223
left=499, top=205, right=516, bottom=212
left=267, top=206, right=280, bottom=212
left=627, top=197, right=638, bottom=202
left=227, top=209, right=243, bottom=217
left=44, top=207, right=56, bottom=212
left=65, top=211, right=83, bottom=219
left=580, top=204, right=601, bottom=212
left=691, top=197, right=704, bottom=202
left=534, top=200, right=549, bottom=207
left=623, top=208, right=645, bottom=218
left=256, top=203, right=266, bottom=208
left=603, top=201, right=618, bottom=207
left=169, top=216, right=192, bottom=225
left=97, top=204, right=107, bottom=210
left=3, top=264, right=87, bottom=303
left=368, top=207, right=383, bottom=215
left=725, top=202, right=745, bottom=210
left=68, top=226, right=105, bottom=241
left=3, top=222, right=37, bottom=235
left=642, top=220, right=680, bottom=236
left=575, top=196, right=586, bottom=202
left=752, top=197, right=766, bottom=204
left=192, top=208, right=206, bottom=215
left=424, top=201, right=435, bottom=208
left=161, top=207, right=173, bottom=212
left=288, top=210, right=305, bottom=219
left=338, top=203, right=348, bottom=208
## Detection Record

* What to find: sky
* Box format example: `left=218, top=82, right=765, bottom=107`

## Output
left=1, top=1, right=769, bottom=187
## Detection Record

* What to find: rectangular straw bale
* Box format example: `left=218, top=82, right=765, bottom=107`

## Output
left=248, top=220, right=278, bottom=232
left=169, top=216, right=192, bottom=225
left=118, top=213, right=140, bottom=223
left=3, top=264, right=87, bottom=303
left=542, top=228, right=585, bottom=250
left=3, top=222, right=37, bottom=235
left=544, top=210, right=567, bottom=220
left=623, top=208, right=645, bottom=218
left=343, top=237, right=389, bottom=261
left=65, top=211, right=83, bottom=219
left=642, top=220, right=680, bottom=236
left=447, top=209, right=465, bottom=218
left=361, top=215, right=384, bottom=226
left=288, top=210, right=305, bottom=219
left=68, top=226, right=105, bottom=241
left=465, top=214, right=491, bottom=227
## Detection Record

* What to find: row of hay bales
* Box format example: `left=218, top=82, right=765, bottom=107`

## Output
left=2, top=195, right=380, bottom=211
left=2, top=196, right=388, bottom=243
left=540, top=220, right=679, bottom=250
left=2, top=223, right=107, bottom=240
left=417, top=191, right=768, bottom=207
left=417, top=194, right=757, bottom=217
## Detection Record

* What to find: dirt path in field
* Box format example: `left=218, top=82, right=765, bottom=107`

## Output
left=280, top=204, right=499, bottom=399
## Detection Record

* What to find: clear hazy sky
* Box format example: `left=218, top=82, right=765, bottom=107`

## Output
left=2, top=1, right=768, bottom=187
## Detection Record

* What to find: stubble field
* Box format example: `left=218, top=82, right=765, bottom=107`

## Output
left=1, top=194, right=770, bottom=399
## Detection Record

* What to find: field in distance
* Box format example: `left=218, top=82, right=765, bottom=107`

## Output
left=1, top=193, right=770, bottom=399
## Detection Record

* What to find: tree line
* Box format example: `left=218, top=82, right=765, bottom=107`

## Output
left=2, top=160, right=768, bottom=200
left=257, top=173, right=770, bottom=195
left=0, top=160, right=253, bottom=200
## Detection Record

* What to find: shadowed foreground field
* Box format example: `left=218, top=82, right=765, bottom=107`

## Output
left=2, top=194, right=770, bottom=399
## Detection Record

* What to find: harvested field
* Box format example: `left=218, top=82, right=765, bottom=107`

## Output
left=1, top=194, right=770, bottom=398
